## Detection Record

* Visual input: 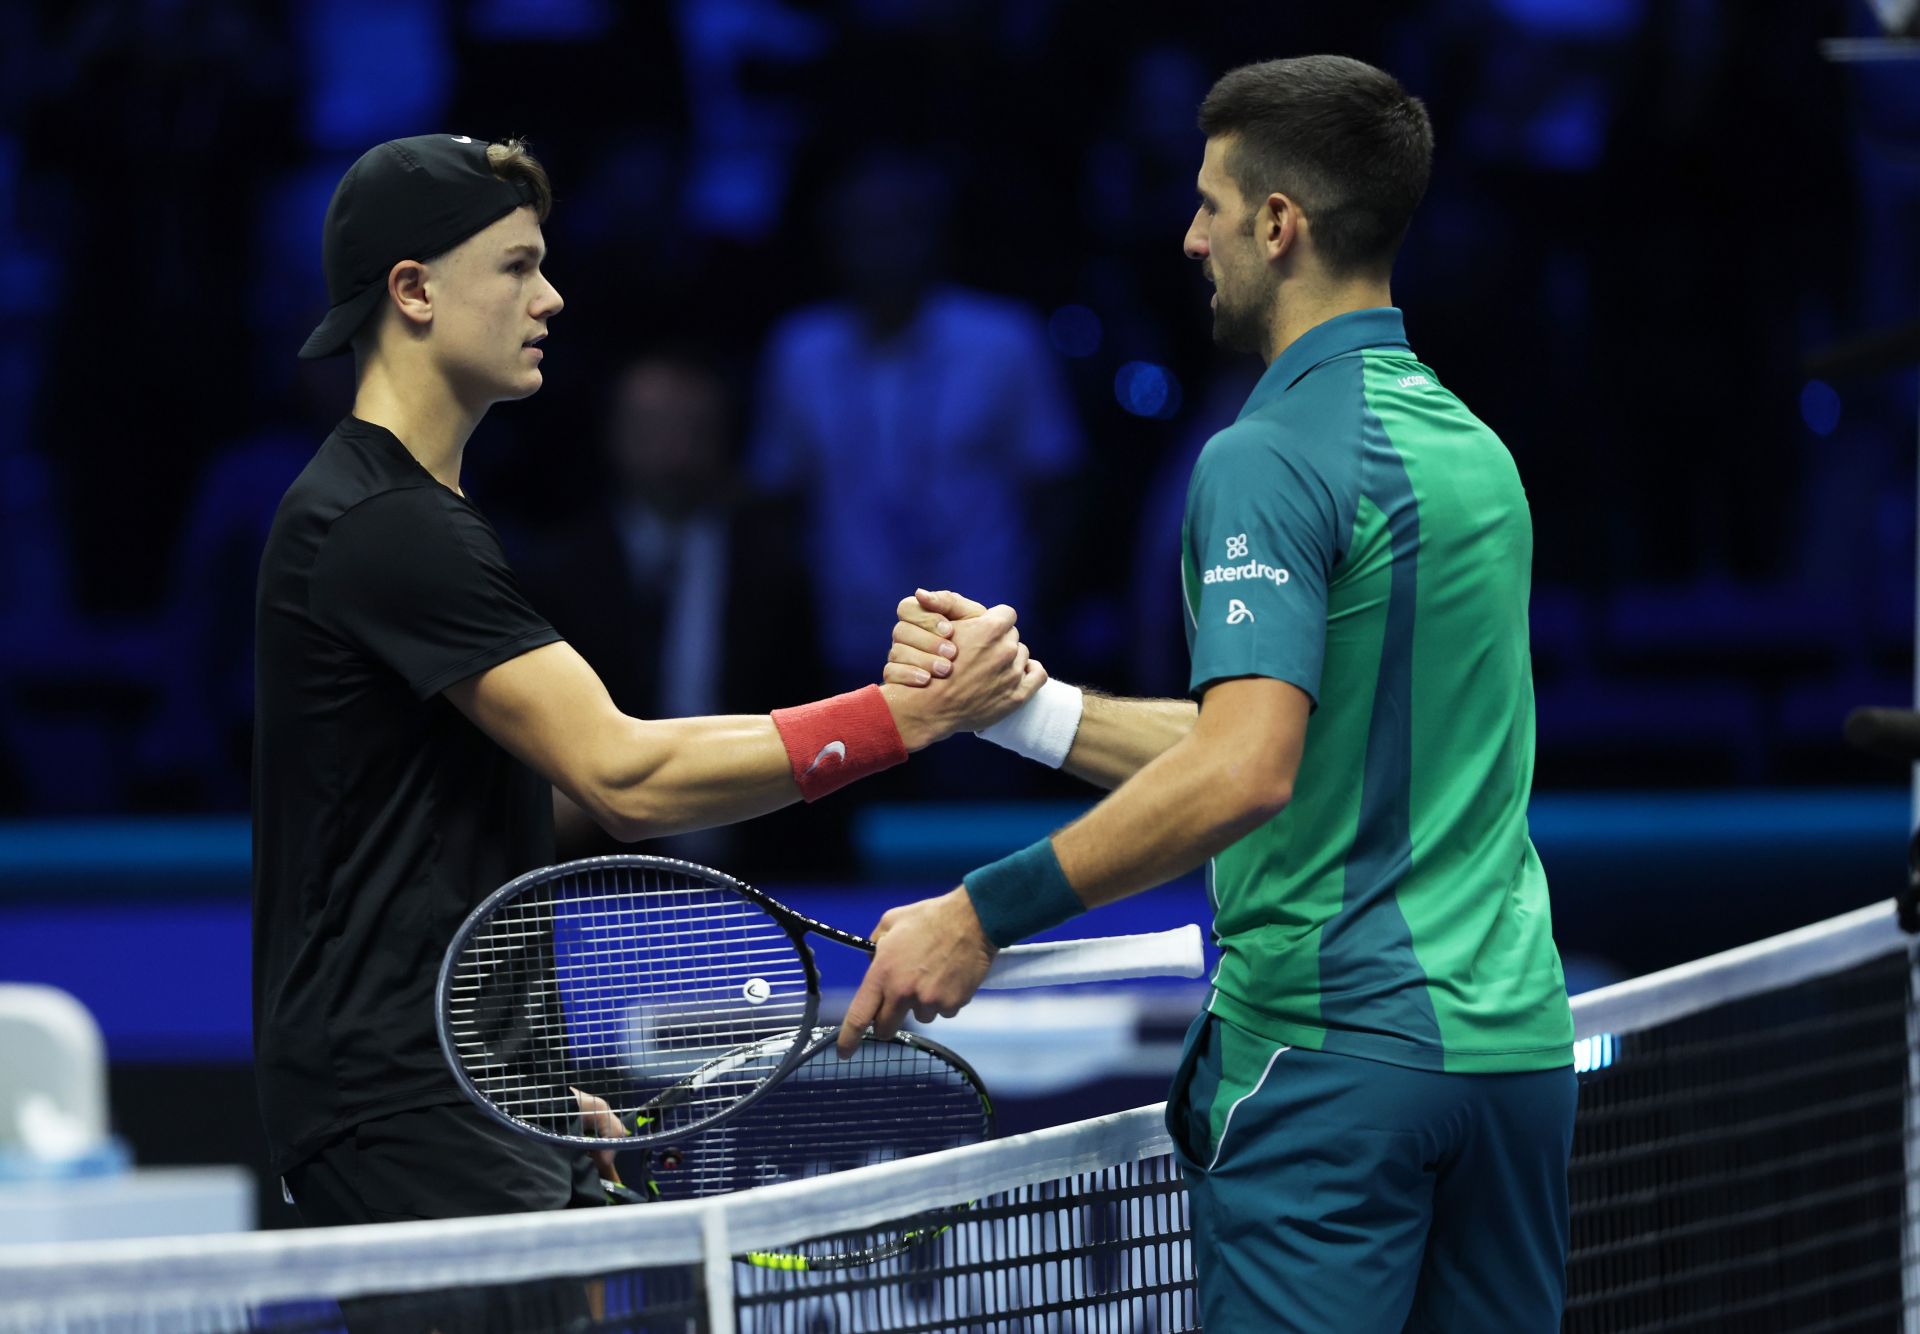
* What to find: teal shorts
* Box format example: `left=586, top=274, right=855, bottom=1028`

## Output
left=1166, top=1010, right=1576, bottom=1333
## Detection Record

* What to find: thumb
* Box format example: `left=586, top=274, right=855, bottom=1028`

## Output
left=916, top=588, right=989, bottom=620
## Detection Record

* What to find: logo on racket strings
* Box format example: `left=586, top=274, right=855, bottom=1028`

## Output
left=742, top=977, right=772, bottom=1004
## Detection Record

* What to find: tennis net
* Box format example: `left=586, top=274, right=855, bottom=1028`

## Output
left=1, top=897, right=1913, bottom=1332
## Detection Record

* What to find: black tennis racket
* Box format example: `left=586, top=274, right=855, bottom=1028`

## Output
left=637, top=1026, right=994, bottom=1271
left=436, top=854, right=1203, bottom=1149
left=639, top=1025, right=991, bottom=1201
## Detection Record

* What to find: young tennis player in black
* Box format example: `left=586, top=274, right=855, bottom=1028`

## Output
left=254, top=134, right=1040, bottom=1227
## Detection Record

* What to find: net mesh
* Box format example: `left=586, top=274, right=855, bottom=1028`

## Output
left=1565, top=948, right=1911, bottom=1332
left=5, top=900, right=1916, bottom=1333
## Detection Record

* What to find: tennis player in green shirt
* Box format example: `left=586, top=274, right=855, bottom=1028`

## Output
left=847, top=54, right=1577, bottom=1331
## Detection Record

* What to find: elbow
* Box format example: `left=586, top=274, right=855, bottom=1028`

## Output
left=574, top=721, right=671, bottom=843
left=594, top=787, right=663, bottom=844
left=600, top=810, right=650, bottom=844
left=1215, top=752, right=1293, bottom=828
left=1241, top=782, right=1292, bottom=827
left=572, top=774, right=658, bottom=844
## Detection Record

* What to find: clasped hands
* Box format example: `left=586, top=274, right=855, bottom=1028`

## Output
left=841, top=588, right=1019, bottom=1056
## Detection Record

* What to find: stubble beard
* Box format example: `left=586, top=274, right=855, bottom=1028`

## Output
left=1210, top=285, right=1272, bottom=357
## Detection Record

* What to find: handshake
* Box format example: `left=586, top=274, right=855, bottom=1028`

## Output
left=877, top=588, right=1050, bottom=753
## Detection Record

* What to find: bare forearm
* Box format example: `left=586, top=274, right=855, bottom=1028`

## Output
left=590, top=714, right=800, bottom=840
left=1053, top=728, right=1283, bottom=909
left=1061, top=690, right=1199, bottom=790
left=585, top=684, right=951, bottom=840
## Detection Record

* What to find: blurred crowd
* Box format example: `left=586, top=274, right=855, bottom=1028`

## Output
left=2, top=0, right=1918, bottom=852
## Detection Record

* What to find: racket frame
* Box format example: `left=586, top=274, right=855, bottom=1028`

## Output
left=637, top=1025, right=994, bottom=1201
left=437, top=854, right=852, bottom=1151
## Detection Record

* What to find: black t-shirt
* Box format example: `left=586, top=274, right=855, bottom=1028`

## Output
left=252, top=416, right=560, bottom=1173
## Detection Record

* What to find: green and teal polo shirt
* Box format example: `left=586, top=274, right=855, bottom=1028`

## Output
left=1181, top=307, right=1573, bottom=1074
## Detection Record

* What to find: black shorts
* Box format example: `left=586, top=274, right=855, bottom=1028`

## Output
left=284, top=1099, right=602, bottom=1225
left=282, top=1102, right=604, bottom=1333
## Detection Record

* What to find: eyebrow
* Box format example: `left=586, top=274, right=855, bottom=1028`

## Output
left=503, top=243, right=545, bottom=263
left=1196, top=186, right=1219, bottom=208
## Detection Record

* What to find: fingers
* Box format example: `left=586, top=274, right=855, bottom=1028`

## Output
left=884, top=659, right=935, bottom=687
left=893, top=621, right=956, bottom=671
left=895, top=595, right=954, bottom=638
left=950, top=604, right=1019, bottom=652
left=867, top=989, right=912, bottom=1043
left=838, top=968, right=884, bottom=1057
left=1012, top=658, right=1049, bottom=703
left=914, top=588, right=990, bottom=620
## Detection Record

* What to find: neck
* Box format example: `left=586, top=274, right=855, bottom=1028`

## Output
left=350, top=349, right=485, bottom=495
left=1263, top=277, right=1395, bottom=365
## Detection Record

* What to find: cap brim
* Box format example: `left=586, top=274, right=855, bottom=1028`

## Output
left=297, top=283, right=388, bottom=360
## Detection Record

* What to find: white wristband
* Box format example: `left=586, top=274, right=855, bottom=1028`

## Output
left=975, top=679, right=1085, bottom=769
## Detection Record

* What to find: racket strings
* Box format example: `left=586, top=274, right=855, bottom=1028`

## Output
left=445, top=864, right=812, bottom=1139
left=646, top=1030, right=993, bottom=1202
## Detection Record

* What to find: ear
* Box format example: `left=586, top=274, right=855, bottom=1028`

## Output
left=1261, top=191, right=1301, bottom=265
left=387, top=258, right=432, bottom=332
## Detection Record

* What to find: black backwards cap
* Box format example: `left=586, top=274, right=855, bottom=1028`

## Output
left=299, top=134, right=540, bottom=359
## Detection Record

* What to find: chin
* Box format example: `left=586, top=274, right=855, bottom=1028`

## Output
left=503, top=370, right=544, bottom=400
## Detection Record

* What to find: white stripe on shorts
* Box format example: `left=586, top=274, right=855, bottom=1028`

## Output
left=1207, top=1040, right=1292, bottom=1172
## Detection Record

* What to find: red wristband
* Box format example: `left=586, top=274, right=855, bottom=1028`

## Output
left=770, top=685, right=908, bottom=803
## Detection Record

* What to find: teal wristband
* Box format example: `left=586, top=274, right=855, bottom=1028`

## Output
left=963, top=837, right=1084, bottom=949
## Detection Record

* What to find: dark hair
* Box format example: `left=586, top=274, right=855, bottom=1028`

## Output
left=1197, top=56, right=1432, bottom=277
left=488, top=138, right=553, bottom=222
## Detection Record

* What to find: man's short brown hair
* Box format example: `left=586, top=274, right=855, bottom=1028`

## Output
left=1198, top=56, right=1433, bottom=278
left=487, top=138, right=552, bottom=223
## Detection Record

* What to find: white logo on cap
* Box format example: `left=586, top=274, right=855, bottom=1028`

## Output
left=450, top=135, right=474, bottom=144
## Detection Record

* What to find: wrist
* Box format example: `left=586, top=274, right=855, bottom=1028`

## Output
left=963, top=837, right=1086, bottom=948
left=879, top=682, right=942, bottom=752
left=771, top=685, right=909, bottom=801
left=975, top=679, right=1084, bottom=768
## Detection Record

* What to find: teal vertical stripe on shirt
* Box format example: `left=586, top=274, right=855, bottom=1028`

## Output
left=1317, top=360, right=1442, bottom=1057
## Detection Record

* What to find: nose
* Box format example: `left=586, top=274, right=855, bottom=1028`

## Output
left=535, top=274, right=564, bottom=320
left=1184, top=207, right=1209, bottom=262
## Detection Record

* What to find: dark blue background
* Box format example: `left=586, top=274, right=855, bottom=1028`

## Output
left=2, top=0, right=1918, bottom=1227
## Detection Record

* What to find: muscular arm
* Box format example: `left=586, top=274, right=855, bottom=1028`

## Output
left=448, top=642, right=832, bottom=841
left=452, top=619, right=1034, bottom=842
left=838, top=675, right=1308, bottom=1047
left=1052, top=676, right=1302, bottom=906
left=1060, top=690, right=1198, bottom=791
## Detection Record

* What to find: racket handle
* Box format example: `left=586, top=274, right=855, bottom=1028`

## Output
left=978, top=924, right=1206, bottom=989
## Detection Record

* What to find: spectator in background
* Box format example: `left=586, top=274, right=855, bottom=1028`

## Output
left=751, top=151, right=1083, bottom=690
left=521, top=353, right=825, bottom=868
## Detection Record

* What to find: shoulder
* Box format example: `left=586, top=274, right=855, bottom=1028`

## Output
left=314, top=485, right=495, bottom=582
left=1193, top=411, right=1346, bottom=486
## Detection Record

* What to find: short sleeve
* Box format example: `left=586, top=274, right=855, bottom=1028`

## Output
left=311, top=489, right=560, bottom=699
left=1184, top=426, right=1345, bottom=704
